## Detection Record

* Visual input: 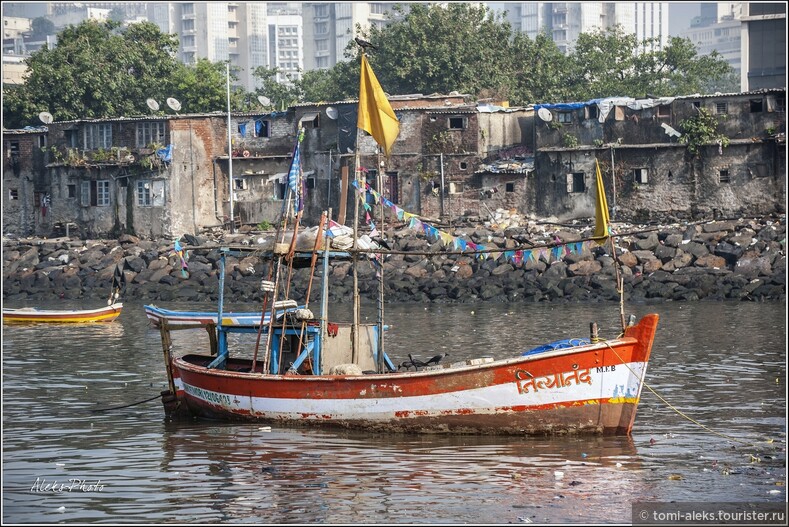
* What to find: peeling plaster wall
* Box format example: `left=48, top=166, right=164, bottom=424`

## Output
left=2, top=132, right=46, bottom=236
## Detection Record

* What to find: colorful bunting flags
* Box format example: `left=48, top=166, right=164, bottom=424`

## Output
left=350, top=179, right=595, bottom=268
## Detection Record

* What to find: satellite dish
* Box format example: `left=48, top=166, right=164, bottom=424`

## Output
left=325, top=106, right=338, bottom=120
left=257, top=95, right=271, bottom=106
left=166, top=97, right=181, bottom=112
left=146, top=98, right=160, bottom=111
left=537, top=108, right=553, bottom=122
left=38, top=111, right=53, bottom=124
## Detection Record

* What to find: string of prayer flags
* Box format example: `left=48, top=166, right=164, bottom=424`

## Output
left=350, top=179, right=598, bottom=268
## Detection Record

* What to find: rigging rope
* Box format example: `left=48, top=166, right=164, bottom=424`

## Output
left=602, top=341, right=769, bottom=449
left=89, top=394, right=162, bottom=413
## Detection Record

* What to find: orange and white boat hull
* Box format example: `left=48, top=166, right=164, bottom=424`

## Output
left=168, top=314, right=658, bottom=435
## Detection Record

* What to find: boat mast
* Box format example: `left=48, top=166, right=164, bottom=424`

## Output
left=352, top=130, right=361, bottom=364
left=376, top=153, right=385, bottom=373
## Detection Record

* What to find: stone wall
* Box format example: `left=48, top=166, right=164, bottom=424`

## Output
left=3, top=215, right=785, bottom=305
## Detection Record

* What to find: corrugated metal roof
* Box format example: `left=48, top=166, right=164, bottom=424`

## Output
left=2, top=126, right=48, bottom=134
left=675, top=88, right=785, bottom=100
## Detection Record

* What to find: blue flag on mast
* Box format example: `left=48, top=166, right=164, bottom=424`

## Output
left=287, top=128, right=305, bottom=212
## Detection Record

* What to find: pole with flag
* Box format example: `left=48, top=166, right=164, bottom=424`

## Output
left=352, top=49, right=400, bottom=367
left=594, top=159, right=626, bottom=331
left=357, top=54, right=400, bottom=158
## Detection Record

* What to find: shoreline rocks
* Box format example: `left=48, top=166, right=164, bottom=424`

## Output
left=3, top=215, right=785, bottom=305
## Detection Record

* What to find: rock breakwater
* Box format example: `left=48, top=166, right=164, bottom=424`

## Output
left=3, top=215, right=785, bottom=305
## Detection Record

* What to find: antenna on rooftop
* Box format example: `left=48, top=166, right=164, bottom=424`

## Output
left=325, top=106, right=338, bottom=120
left=537, top=107, right=552, bottom=122
left=258, top=95, right=271, bottom=107
left=166, top=97, right=181, bottom=113
left=146, top=98, right=160, bottom=112
left=38, top=111, right=53, bottom=124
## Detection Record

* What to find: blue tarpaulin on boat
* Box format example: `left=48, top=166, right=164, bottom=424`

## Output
left=522, top=338, right=590, bottom=356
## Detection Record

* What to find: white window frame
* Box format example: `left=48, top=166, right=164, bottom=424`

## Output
left=137, top=180, right=152, bottom=206
left=633, top=168, right=648, bottom=184
left=84, top=124, right=112, bottom=150
left=80, top=180, right=111, bottom=206
left=136, top=122, right=166, bottom=148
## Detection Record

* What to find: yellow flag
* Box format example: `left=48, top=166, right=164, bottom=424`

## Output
left=357, top=54, right=400, bottom=157
left=593, top=159, right=610, bottom=244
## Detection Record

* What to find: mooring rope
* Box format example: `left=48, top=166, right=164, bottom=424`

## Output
left=89, top=394, right=162, bottom=413
left=602, top=340, right=770, bottom=449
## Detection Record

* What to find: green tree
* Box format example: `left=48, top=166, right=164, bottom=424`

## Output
left=568, top=28, right=735, bottom=99
left=360, top=3, right=515, bottom=98
left=252, top=66, right=303, bottom=109
left=2, top=20, right=180, bottom=127
left=30, top=17, right=55, bottom=38
left=509, top=31, right=572, bottom=105
left=168, top=59, right=241, bottom=114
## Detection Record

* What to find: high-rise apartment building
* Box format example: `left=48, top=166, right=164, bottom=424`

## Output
left=740, top=2, right=786, bottom=91
left=268, top=13, right=303, bottom=84
left=682, top=3, right=744, bottom=87
left=148, top=2, right=279, bottom=91
left=517, top=2, right=668, bottom=54
left=302, top=2, right=399, bottom=70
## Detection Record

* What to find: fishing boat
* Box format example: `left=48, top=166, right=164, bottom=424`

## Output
left=2, top=303, right=123, bottom=324
left=158, top=46, right=659, bottom=435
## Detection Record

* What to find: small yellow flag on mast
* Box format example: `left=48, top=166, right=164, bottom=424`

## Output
left=357, top=54, right=400, bottom=157
left=593, top=159, right=610, bottom=244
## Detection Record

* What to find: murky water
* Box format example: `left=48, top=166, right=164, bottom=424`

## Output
left=2, top=300, right=786, bottom=523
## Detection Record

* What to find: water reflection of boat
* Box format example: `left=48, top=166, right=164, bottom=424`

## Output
left=157, top=50, right=659, bottom=436
left=157, top=423, right=645, bottom=523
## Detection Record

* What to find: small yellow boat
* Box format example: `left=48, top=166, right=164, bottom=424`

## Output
left=2, top=303, right=123, bottom=324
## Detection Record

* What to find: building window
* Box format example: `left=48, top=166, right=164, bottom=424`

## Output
left=315, top=22, right=327, bottom=35
left=67, top=184, right=76, bottom=198
left=459, top=161, right=468, bottom=170
left=566, top=172, right=585, bottom=193
left=256, top=120, right=270, bottom=138
left=715, top=102, right=728, bottom=115
left=81, top=180, right=110, bottom=206
left=182, top=19, right=194, bottom=31
left=692, top=101, right=701, bottom=109
left=448, top=116, right=466, bottom=129
left=137, top=180, right=152, bottom=206
left=9, top=188, right=18, bottom=200
left=776, top=97, right=786, bottom=112
left=558, top=112, right=573, bottom=123
left=632, top=168, right=648, bottom=184
left=136, top=122, right=166, bottom=148
left=7, top=140, right=20, bottom=158
left=585, top=106, right=598, bottom=120
left=314, top=4, right=329, bottom=17
left=299, top=113, right=320, bottom=129
left=449, top=182, right=464, bottom=194
left=505, top=182, right=515, bottom=192
left=657, top=105, right=671, bottom=117
left=84, top=124, right=112, bottom=150
left=719, top=169, right=730, bottom=183
left=750, top=99, right=764, bottom=113
left=233, top=178, right=248, bottom=190
left=39, top=135, right=46, bottom=148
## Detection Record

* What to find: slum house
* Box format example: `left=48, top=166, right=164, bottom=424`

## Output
left=18, top=113, right=231, bottom=239
left=256, top=94, right=532, bottom=228
left=3, top=127, right=48, bottom=236
left=532, top=88, right=786, bottom=222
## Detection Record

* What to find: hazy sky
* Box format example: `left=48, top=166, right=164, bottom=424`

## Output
left=668, top=2, right=701, bottom=36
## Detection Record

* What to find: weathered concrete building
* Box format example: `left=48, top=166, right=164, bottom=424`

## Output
left=3, top=89, right=784, bottom=239
left=532, top=88, right=786, bottom=222
left=3, top=127, right=49, bottom=235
